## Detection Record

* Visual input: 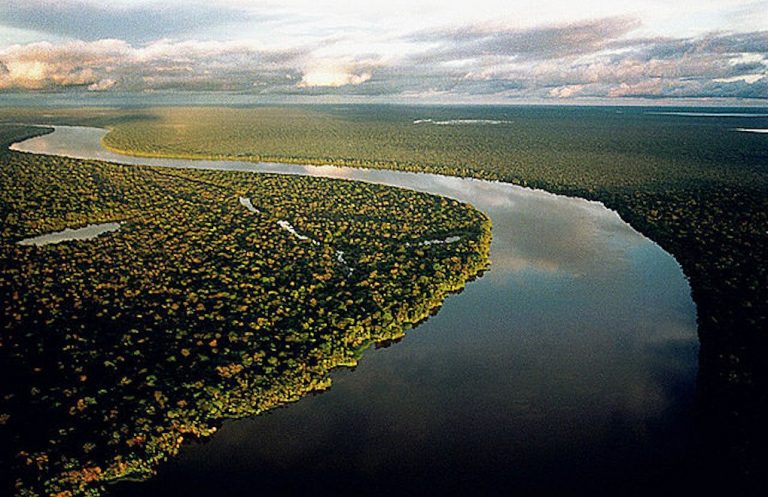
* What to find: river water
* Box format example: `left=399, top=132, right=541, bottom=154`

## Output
left=13, top=126, right=698, bottom=496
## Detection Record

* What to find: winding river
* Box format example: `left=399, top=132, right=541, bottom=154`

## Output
left=13, top=126, right=698, bottom=496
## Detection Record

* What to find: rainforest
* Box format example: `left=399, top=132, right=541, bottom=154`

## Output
left=0, top=103, right=767, bottom=497
left=0, top=123, right=491, bottom=496
left=3, top=0, right=768, bottom=494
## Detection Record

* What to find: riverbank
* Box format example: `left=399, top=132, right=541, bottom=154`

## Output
left=0, top=125, right=493, bottom=496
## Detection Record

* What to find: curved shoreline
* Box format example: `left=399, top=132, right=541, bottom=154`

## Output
left=15, top=124, right=674, bottom=262
left=7, top=125, right=699, bottom=496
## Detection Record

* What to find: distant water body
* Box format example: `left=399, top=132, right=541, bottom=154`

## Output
left=14, top=125, right=699, bottom=497
left=17, top=222, right=121, bottom=246
left=647, top=111, right=768, bottom=117
left=2, top=91, right=767, bottom=113
left=735, top=128, right=768, bottom=134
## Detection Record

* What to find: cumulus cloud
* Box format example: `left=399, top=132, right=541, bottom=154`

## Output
left=87, top=78, right=117, bottom=91
left=608, top=80, right=670, bottom=98
left=299, top=70, right=372, bottom=87
left=401, top=27, right=768, bottom=101
left=549, top=85, right=586, bottom=98
left=0, top=39, right=306, bottom=91
left=0, top=39, right=128, bottom=90
left=0, top=12, right=766, bottom=101
left=298, top=61, right=373, bottom=87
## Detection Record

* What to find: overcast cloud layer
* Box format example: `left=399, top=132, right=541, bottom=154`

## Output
left=0, top=0, right=766, bottom=102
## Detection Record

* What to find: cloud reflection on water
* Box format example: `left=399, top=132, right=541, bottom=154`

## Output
left=16, top=125, right=643, bottom=280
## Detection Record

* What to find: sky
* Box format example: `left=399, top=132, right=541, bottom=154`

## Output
left=0, top=0, right=766, bottom=103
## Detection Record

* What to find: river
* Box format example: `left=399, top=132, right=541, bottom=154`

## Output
left=13, top=126, right=698, bottom=496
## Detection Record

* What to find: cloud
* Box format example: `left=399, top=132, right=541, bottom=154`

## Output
left=0, top=39, right=128, bottom=90
left=0, top=0, right=249, bottom=43
left=410, top=17, right=642, bottom=61
left=298, top=61, right=374, bottom=87
left=0, top=15, right=766, bottom=101
left=549, top=85, right=586, bottom=98
left=609, top=31, right=768, bottom=62
left=714, top=74, right=764, bottom=84
left=0, top=39, right=306, bottom=91
left=608, top=79, right=670, bottom=98
left=299, top=70, right=372, bottom=88
left=401, top=27, right=768, bottom=100
left=87, top=78, right=117, bottom=91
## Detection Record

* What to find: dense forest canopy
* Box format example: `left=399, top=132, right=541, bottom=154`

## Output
left=0, top=124, right=490, bottom=496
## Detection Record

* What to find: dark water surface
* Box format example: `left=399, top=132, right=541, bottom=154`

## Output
left=14, top=127, right=698, bottom=496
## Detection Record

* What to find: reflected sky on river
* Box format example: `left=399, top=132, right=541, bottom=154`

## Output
left=13, top=126, right=642, bottom=280
left=17, top=221, right=122, bottom=246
